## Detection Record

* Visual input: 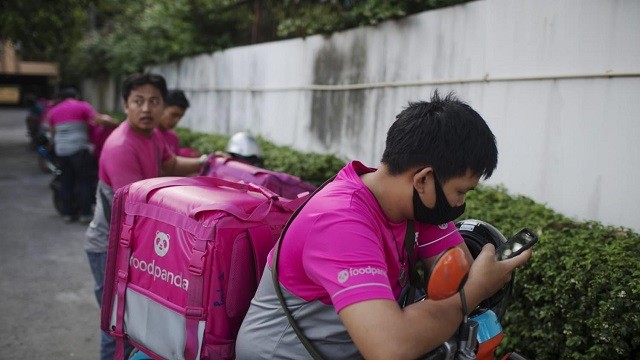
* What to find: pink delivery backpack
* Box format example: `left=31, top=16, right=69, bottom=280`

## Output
left=101, top=176, right=304, bottom=360
left=200, top=156, right=317, bottom=200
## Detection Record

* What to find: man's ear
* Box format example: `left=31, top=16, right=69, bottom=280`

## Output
left=123, top=100, right=129, bottom=116
left=412, top=167, right=434, bottom=194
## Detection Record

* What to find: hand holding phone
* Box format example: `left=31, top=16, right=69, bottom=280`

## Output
left=496, top=228, right=538, bottom=261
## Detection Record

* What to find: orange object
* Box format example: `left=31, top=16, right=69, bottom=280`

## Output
left=476, top=332, right=504, bottom=360
left=426, top=247, right=471, bottom=300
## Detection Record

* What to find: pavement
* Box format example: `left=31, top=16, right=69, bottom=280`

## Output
left=0, top=107, right=99, bottom=359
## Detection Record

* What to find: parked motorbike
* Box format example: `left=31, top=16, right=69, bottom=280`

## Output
left=36, top=144, right=98, bottom=216
left=36, top=144, right=65, bottom=215
left=36, top=124, right=112, bottom=217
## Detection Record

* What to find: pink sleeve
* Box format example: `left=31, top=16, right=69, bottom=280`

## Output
left=303, top=214, right=395, bottom=312
left=101, top=145, right=146, bottom=190
left=415, top=221, right=463, bottom=259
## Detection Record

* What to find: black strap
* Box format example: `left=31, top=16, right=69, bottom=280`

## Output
left=404, top=221, right=418, bottom=306
left=272, top=176, right=335, bottom=359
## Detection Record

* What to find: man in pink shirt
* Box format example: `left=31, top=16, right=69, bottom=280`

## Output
left=237, top=91, right=532, bottom=359
left=158, top=89, right=190, bottom=155
left=46, top=87, right=119, bottom=223
left=84, top=73, right=205, bottom=360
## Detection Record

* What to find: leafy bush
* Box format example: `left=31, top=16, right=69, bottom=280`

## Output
left=104, top=112, right=126, bottom=122
left=464, top=186, right=640, bottom=359
left=260, top=143, right=346, bottom=185
left=275, top=0, right=470, bottom=38
left=177, top=128, right=346, bottom=185
left=189, top=133, right=229, bottom=154
left=174, top=127, right=204, bottom=149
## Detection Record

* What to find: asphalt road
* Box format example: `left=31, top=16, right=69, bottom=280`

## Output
left=0, top=108, right=99, bottom=359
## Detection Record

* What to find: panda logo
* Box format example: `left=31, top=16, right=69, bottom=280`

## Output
left=337, top=270, right=349, bottom=284
left=154, top=231, right=170, bottom=257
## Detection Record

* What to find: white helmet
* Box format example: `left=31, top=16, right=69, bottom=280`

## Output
left=226, top=132, right=263, bottom=165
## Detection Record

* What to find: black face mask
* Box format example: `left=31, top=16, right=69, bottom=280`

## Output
left=413, top=172, right=466, bottom=225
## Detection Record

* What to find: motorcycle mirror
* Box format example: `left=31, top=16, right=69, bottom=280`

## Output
left=426, top=247, right=470, bottom=300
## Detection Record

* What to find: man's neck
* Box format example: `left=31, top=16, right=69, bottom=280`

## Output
left=361, top=164, right=413, bottom=222
left=126, top=119, right=154, bottom=137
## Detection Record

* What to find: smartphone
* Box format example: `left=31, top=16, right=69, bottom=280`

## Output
left=495, top=228, right=538, bottom=260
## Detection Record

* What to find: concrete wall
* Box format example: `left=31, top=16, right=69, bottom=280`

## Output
left=145, top=0, right=640, bottom=231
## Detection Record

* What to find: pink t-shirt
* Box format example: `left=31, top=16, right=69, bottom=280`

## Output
left=47, top=99, right=98, bottom=156
left=269, top=161, right=463, bottom=312
left=46, top=98, right=96, bottom=127
left=98, top=121, right=173, bottom=190
left=159, top=128, right=180, bottom=155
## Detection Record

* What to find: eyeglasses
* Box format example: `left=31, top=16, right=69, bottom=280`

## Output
left=128, top=97, right=162, bottom=108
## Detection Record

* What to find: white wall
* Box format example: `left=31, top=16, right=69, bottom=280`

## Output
left=80, top=76, right=119, bottom=113
left=148, top=0, right=640, bottom=232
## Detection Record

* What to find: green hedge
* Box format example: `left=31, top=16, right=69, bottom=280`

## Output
left=464, top=186, right=640, bottom=360
left=177, top=127, right=640, bottom=359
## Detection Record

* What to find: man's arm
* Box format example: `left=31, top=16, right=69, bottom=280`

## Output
left=338, top=245, right=531, bottom=360
left=161, top=156, right=203, bottom=177
left=93, top=113, right=120, bottom=128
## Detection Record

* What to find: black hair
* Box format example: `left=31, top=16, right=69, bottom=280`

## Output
left=24, top=93, right=38, bottom=107
left=381, top=90, right=498, bottom=182
left=60, top=87, right=78, bottom=100
left=165, top=89, right=190, bottom=109
left=121, top=73, right=168, bottom=102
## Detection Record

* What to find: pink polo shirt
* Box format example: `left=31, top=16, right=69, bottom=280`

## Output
left=269, top=161, right=463, bottom=312
left=98, top=121, right=173, bottom=190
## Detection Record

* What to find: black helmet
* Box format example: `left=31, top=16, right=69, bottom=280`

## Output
left=456, top=219, right=514, bottom=320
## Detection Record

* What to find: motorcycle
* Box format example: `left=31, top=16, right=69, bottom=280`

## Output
left=36, top=124, right=113, bottom=217
left=36, top=144, right=98, bottom=216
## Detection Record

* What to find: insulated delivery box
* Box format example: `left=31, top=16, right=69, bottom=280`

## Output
left=200, top=156, right=317, bottom=200
left=101, top=176, right=303, bottom=359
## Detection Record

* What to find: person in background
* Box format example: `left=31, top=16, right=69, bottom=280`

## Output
left=158, top=89, right=190, bottom=155
left=84, top=73, right=206, bottom=360
left=24, top=93, right=45, bottom=149
left=46, top=87, right=119, bottom=223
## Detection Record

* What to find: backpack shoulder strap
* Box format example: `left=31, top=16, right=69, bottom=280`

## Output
left=402, top=220, right=424, bottom=307
left=271, top=176, right=335, bottom=360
